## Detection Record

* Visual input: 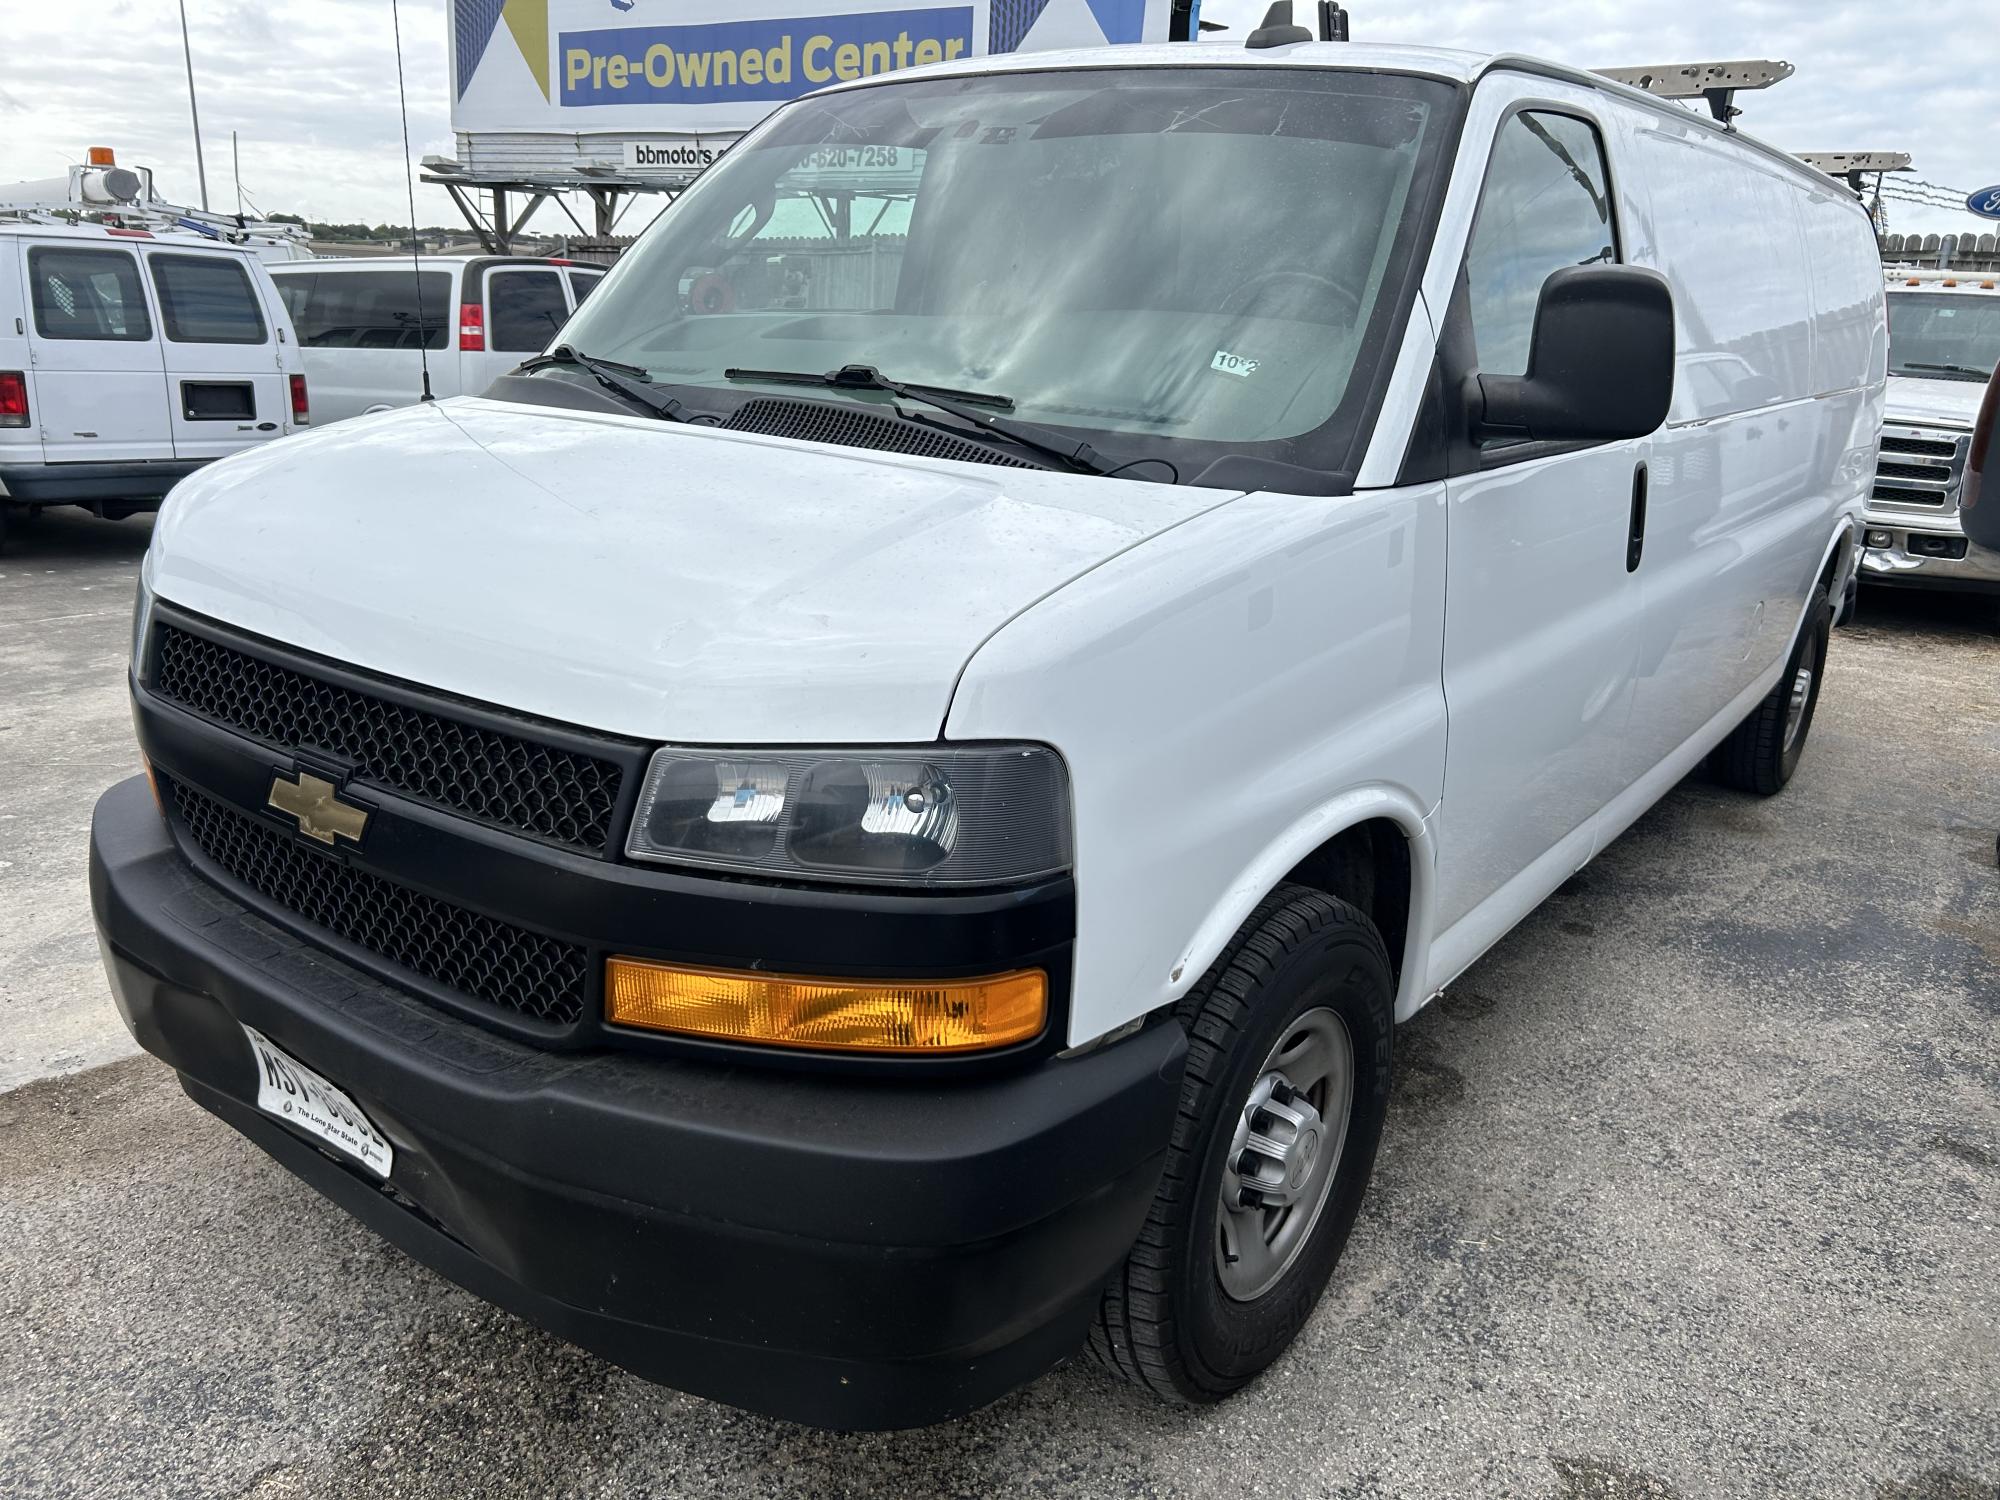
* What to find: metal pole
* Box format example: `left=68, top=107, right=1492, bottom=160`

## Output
left=232, top=130, right=241, bottom=217
left=177, top=0, right=210, bottom=210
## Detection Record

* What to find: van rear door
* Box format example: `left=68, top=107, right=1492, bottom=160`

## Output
left=145, top=248, right=290, bottom=460
left=16, top=239, right=173, bottom=464
left=474, top=264, right=573, bottom=389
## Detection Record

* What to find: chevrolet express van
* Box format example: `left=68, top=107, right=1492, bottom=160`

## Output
left=91, top=40, right=1885, bottom=1429
left=266, top=256, right=605, bottom=424
left=0, top=223, right=307, bottom=551
left=1860, top=270, right=2000, bottom=597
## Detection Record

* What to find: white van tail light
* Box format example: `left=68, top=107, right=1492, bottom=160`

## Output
left=458, top=302, right=485, bottom=352
left=0, top=371, right=28, bottom=429
left=289, top=373, right=310, bottom=426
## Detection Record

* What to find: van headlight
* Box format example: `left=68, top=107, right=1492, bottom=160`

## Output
left=625, top=745, right=1071, bottom=886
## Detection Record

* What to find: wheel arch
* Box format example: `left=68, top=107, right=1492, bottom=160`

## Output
left=1168, top=785, right=1438, bottom=1026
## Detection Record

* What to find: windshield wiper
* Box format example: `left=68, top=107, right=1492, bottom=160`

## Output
left=1898, top=361, right=1992, bottom=381
left=519, top=345, right=690, bottom=421
left=722, top=363, right=1117, bottom=477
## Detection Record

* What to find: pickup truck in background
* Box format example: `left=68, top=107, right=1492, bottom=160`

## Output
left=1860, top=269, right=2000, bottom=599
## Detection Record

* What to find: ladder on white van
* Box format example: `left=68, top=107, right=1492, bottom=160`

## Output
left=1591, top=59, right=1793, bottom=127
left=0, top=153, right=310, bottom=258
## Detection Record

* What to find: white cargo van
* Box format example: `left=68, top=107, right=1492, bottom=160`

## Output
left=92, top=38, right=1884, bottom=1430
left=0, top=223, right=306, bottom=549
left=1859, top=269, right=2000, bottom=597
left=266, top=256, right=604, bottom=423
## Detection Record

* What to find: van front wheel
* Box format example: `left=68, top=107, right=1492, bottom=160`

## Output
left=1710, top=583, right=1832, bottom=796
left=1088, top=884, right=1393, bottom=1403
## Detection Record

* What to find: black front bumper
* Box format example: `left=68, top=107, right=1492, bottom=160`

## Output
left=0, top=459, right=207, bottom=507
left=92, top=775, right=1185, bottom=1429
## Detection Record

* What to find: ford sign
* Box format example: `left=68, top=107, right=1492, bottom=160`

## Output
left=1968, top=185, right=2000, bottom=220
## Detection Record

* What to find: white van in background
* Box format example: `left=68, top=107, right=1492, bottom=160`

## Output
left=1860, top=269, right=2000, bottom=598
left=267, top=257, right=605, bottom=423
left=0, top=222, right=307, bottom=550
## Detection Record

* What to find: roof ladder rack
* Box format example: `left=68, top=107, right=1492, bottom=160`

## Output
left=1796, top=151, right=1913, bottom=196
left=1592, top=59, right=1794, bottom=128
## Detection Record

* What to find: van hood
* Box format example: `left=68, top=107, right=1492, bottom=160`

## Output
left=1884, top=374, right=1985, bottom=429
left=149, top=398, right=1234, bottom=744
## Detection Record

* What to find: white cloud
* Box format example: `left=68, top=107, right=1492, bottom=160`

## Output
left=0, top=0, right=1990, bottom=239
left=0, top=0, right=455, bottom=226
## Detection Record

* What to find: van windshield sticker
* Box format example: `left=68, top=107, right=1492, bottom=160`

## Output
left=1211, top=350, right=1261, bottom=379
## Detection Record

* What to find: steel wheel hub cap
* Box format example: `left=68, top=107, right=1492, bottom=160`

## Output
left=1230, top=1080, right=1326, bottom=1207
left=1216, top=1007, right=1354, bottom=1302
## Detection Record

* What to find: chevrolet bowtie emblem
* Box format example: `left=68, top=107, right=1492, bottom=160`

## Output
left=267, top=770, right=370, bottom=847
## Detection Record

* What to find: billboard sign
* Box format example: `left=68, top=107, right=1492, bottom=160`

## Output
left=451, top=1, right=1173, bottom=141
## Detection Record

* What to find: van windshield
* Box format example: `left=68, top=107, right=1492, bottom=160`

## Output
left=557, top=68, right=1456, bottom=478
left=1888, top=293, right=2000, bottom=383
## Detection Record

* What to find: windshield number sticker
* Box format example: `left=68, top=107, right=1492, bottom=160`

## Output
left=1211, top=350, right=1261, bottom=379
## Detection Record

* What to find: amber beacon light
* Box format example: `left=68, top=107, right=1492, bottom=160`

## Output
left=605, top=959, right=1047, bottom=1054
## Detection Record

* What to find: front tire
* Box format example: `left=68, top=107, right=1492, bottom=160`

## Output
left=1710, top=583, right=1832, bottom=796
left=1089, top=884, right=1394, bottom=1403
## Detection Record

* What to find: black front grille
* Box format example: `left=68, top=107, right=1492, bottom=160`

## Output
left=1881, top=434, right=1958, bottom=459
left=167, top=778, right=588, bottom=1026
left=152, top=623, right=625, bottom=854
left=723, top=396, right=1039, bottom=469
left=1876, top=458, right=1948, bottom=481
left=1871, top=481, right=1947, bottom=505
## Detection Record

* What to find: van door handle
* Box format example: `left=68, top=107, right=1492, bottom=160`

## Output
left=1626, top=462, right=1648, bottom=573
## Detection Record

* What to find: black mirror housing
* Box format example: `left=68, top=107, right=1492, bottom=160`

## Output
left=1470, top=264, right=1675, bottom=444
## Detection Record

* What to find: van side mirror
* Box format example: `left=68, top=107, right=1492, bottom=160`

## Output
left=1468, top=265, right=1675, bottom=444
left=1960, top=361, right=2000, bottom=552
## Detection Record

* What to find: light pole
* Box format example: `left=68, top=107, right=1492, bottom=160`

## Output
left=177, top=0, right=210, bottom=210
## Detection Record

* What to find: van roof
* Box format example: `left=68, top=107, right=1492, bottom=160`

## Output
left=0, top=220, right=264, bottom=254
left=266, top=255, right=599, bottom=273
left=805, top=41, right=1845, bottom=201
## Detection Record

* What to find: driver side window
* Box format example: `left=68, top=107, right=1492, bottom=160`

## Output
left=1465, top=111, right=1618, bottom=379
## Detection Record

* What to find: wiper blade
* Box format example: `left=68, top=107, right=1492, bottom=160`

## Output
left=519, top=345, right=690, bottom=421
left=1899, top=361, right=1991, bottom=379
left=723, top=363, right=1117, bottom=477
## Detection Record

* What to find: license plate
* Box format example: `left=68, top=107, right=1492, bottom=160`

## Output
left=243, top=1025, right=394, bottom=1178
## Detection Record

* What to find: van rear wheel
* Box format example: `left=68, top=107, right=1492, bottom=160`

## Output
left=1710, top=583, right=1832, bottom=796
left=1088, top=884, right=1393, bottom=1403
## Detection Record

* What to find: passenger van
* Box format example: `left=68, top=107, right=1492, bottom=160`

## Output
left=0, top=223, right=306, bottom=550
left=92, top=38, right=1885, bottom=1430
left=1860, top=270, right=2000, bottom=597
left=266, top=256, right=604, bottom=423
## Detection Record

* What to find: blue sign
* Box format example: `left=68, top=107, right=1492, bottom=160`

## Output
left=560, top=7, right=974, bottom=108
left=1968, top=185, right=2000, bottom=221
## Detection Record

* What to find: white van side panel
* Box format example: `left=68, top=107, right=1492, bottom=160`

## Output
left=1615, top=110, right=1883, bottom=760
left=946, top=484, right=1449, bottom=1045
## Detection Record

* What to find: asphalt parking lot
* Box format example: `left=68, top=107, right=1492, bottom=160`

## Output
left=2, top=507, right=1996, bottom=1500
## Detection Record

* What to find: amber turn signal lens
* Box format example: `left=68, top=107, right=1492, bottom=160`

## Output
left=605, top=958, right=1046, bottom=1054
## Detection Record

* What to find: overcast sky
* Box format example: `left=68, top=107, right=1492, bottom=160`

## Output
left=2, top=0, right=1992, bottom=237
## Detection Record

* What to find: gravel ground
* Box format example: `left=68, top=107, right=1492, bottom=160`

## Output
left=1, top=506, right=1995, bottom=1499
